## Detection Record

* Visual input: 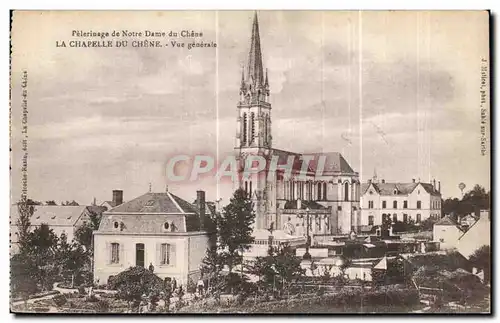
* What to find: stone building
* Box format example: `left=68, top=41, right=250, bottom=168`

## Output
left=360, top=178, right=442, bottom=229
left=93, top=190, right=212, bottom=286
left=233, top=13, right=360, bottom=236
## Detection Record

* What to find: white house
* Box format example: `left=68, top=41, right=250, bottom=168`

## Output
left=458, top=210, right=490, bottom=259
left=93, top=190, right=212, bottom=286
left=360, top=179, right=442, bottom=228
left=432, top=214, right=463, bottom=250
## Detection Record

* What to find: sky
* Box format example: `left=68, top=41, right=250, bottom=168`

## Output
left=10, top=10, right=490, bottom=205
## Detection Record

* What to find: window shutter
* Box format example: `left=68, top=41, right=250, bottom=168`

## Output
left=156, top=243, right=161, bottom=266
left=119, top=243, right=124, bottom=265
left=106, top=242, right=111, bottom=265
left=170, top=243, right=176, bottom=266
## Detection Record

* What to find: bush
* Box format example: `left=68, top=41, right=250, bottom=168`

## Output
left=53, top=294, right=67, bottom=307
left=86, top=294, right=100, bottom=303
left=94, top=299, right=110, bottom=312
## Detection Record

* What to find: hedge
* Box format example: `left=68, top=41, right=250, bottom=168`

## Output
left=180, top=286, right=419, bottom=313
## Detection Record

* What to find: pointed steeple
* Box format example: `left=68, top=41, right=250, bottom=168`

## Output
left=247, top=12, right=264, bottom=86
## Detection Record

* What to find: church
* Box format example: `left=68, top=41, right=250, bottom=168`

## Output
left=234, top=13, right=361, bottom=240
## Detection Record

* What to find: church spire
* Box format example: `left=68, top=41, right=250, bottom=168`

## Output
left=247, top=12, right=264, bottom=86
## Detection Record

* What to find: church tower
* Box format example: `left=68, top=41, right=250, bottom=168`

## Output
left=235, top=12, right=273, bottom=230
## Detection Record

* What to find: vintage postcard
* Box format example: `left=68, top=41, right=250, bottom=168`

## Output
left=10, top=10, right=490, bottom=314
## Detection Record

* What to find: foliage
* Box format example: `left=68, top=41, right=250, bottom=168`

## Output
left=413, top=266, right=488, bottom=303
left=10, top=253, right=39, bottom=299
left=179, top=285, right=420, bottom=313
left=61, top=200, right=80, bottom=206
left=420, top=217, right=439, bottom=231
left=74, top=210, right=102, bottom=251
left=442, top=185, right=490, bottom=218
left=108, top=267, right=165, bottom=305
left=410, top=251, right=471, bottom=273
left=45, top=200, right=57, bottom=205
left=469, top=245, right=490, bottom=283
left=200, top=246, right=227, bottom=294
left=16, top=201, right=35, bottom=251
left=95, top=299, right=110, bottom=312
left=200, top=188, right=256, bottom=296
left=217, top=189, right=255, bottom=272
left=53, top=294, right=68, bottom=307
left=11, top=200, right=94, bottom=298
left=250, top=244, right=304, bottom=298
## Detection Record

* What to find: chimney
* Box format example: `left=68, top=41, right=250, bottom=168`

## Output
left=412, top=178, right=416, bottom=183
left=433, top=179, right=436, bottom=190
left=437, top=181, right=441, bottom=193
left=381, top=179, right=385, bottom=184
left=112, top=190, right=123, bottom=206
left=479, top=209, right=489, bottom=221
left=197, top=190, right=206, bottom=230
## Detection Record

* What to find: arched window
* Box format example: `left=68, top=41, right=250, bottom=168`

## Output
left=393, top=201, right=398, bottom=209
left=264, top=115, right=268, bottom=145
left=344, top=182, right=349, bottom=201
left=242, top=113, right=247, bottom=145
left=323, top=182, right=327, bottom=200
left=250, top=113, right=255, bottom=143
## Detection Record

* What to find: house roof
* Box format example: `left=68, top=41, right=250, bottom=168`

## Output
left=269, top=149, right=355, bottom=175
left=98, top=213, right=199, bottom=233
left=98, top=191, right=208, bottom=233
left=361, top=182, right=440, bottom=196
left=435, top=214, right=461, bottom=227
left=10, top=205, right=89, bottom=227
left=308, top=152, right=355, bottom=174
left=101, top=201, right=118, bottom=208
left=107, top=192, right=198, bottom=214
left=458, top=213, right=489, bottom=240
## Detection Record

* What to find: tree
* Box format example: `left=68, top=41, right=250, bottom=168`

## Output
left=27, top=224, right=60, bottom=291
left=16, top=201, right=35, bottom=252
left=200, top=246, right=227, bottom=295
left=469, top=245, right=490, bottom=284
left=461, top=185, right=490, bottom=217
left=218, top=189, right=255, bottom=274
left=10, top=253, right=39, bottom=306
left=251, top=243, right=304, bottom=298
left=45, top=200, right=57, bottom=205
left=74, top=211, right=102, bottom=251
left=442, top=185, right=490, bottom=218
left=61, top=200, right=79, bottom=206
left=56, top=234, right=88, bottom=287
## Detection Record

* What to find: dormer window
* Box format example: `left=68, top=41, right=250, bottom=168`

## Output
left=114, top=221, right=119, bottom=229
left=393, top=189, right=398, bottom=195
left=164, top=222, right=170, bottom=230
